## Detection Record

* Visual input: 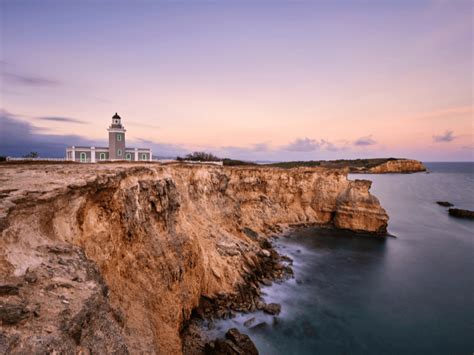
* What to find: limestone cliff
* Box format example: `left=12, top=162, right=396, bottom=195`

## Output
left=364, top=159, right=426, bottom=173
left=0, top=164, right=388, bottom=353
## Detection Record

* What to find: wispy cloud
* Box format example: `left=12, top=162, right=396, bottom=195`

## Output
left=3, top=72, right=60, bottom=87
left=36, top=116, right=86, bottom=124
left=433, top=130, right=456, bottom=142
left=0, top=110, right=102, bottom=157
left=251, top=143, right=269, bottom=152
left=283, top=138, right=347, bottom=152
left=284, top=138, right=320, bottom=152
left=354, top=135, right=377, bottom=146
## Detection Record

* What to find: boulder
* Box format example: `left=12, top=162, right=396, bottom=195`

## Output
left=263, top=303, right=281, bottom=315
left=243, top=317, right=255, bottom=327
left=0, top=300, right=29, bottom=325
left=207, top=328, right=258, bottom=355
left=436, top=201, right=454, bottom=207
left=448, top=208, right=474, bottom=219
left=24, top=268, right=38, bottom=284
left=242, top=227, right=258, bottom=240
left=0, top=283, right=20, bottom=296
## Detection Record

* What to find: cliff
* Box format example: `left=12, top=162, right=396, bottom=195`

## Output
left=362, top=159, right=426, bottom=174
left=0, top=163, right=388, bottom=353
left=258, top=158, right=427, bottom=173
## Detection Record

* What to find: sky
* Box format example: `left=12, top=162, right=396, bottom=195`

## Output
left=0, top=0, right=472, bottom=161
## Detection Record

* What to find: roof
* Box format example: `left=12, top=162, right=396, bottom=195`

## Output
left=66, top=146, right=108, bottom=150
left=112, top=112, right=121, bottom=119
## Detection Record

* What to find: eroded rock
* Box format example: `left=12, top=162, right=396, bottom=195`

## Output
left=207, top=328, right=258, bottom=355
left=0, top=299, right=29, bottom=325
left=263, top=303, right=281, bottom=315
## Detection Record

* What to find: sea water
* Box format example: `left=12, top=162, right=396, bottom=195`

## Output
left=211, top=162, right=474, bottom=354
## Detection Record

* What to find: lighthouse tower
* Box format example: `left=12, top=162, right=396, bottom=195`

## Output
left=108, top=113, right=126, bottom=160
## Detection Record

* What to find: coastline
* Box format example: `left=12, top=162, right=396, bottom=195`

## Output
left=0, top=163, right=388, bottom=354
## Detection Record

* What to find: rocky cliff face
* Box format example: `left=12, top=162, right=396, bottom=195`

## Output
left=366, top=159, right=426, bottom=173
left=0, top=164, right=388, bottom=353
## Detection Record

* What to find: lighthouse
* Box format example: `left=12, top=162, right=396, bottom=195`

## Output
left=108, top=113, right=126, bottom=160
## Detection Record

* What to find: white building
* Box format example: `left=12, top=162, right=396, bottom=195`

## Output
left=66, top=113, right=152, bottom=162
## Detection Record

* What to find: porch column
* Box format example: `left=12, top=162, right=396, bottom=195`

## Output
left=149, top=149, right=153, bottom=161
left=134, top=147, right=138, bottom=161
left=91, top=147, right=96, bottom=163
left=72, top=146, right=76, bottom=162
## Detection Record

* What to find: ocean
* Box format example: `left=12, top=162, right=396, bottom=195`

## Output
left=211, top=162, right=474, bottom=354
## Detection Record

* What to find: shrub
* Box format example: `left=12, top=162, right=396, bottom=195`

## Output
left=177, top=151, right=221, bottom=162
left=23, top=151, right=39, bottom=158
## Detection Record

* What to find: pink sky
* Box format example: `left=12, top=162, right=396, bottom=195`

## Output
left=1, top=0, right=472, bottom=161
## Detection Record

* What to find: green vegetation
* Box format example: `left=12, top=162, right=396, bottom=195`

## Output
left=23, top=152, right=39, bottom=158
left=176, top=152, right=257, bottom=166
left=176, top=151, right=221, bottom=162
left=265, top=160, right=321, bottom=168
left=0, top=156, right=6, bottom=162
left=175, top=152, right=401, bottom=171
left=265, top=158, right=400, bottom=170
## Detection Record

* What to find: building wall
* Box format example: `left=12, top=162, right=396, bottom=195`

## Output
left=109, top=131, right=126, bottom=160
left=95, top=151, right=109, bottom=161
left=74, top=150, right=91, bottom=162
left=137, top=152, right=150, bottom=161
left=124, top=150, right=134, bottom=161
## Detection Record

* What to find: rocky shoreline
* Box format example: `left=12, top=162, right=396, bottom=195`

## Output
left=182, top=228, right=293, bottom=354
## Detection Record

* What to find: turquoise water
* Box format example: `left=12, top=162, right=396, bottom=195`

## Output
left=213, top=162, right=474, bottom=354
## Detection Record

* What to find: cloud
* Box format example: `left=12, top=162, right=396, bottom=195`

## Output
left=36, top=116, right=86, bottom=124
left=3, top=72, right=60, bottom=87
left=132, top=138, right=188, bottom=158
left=320, top=139, right=345, bottom=151
left=252, top=143, right=269, bottom=152
left=282, top=138, right=347, bottom=152
left=433, top=130, right=456, bottom=142
left=284, top=138, right=320, bottom=152
left=0, top=110, right=101, bottom=157
left=354, top=135, right=377, bottom=146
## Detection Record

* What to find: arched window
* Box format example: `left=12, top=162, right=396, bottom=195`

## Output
left=117, top=149, right=122, bottom=157
left=80, top=152, right=86, bottom=162
left=117, top=134, right=122, bottom=141
left=126, top=153, right=131, bottom=160
left=100, top=153, right=106, bottom=160
left=141, top=154, right=147, bottom=160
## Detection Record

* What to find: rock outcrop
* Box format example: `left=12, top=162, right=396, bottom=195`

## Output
left=0, top=163, right=388, bottom=354
left=364, top=159, right=426, bottom=174
left=436, top=201, right=454, bottom=207
left=205, top=328, right=258, bottom=355
left=448, top=208, right=474, bottom=219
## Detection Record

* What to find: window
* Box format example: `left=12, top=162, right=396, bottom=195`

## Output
left=126, top=153, right=131, bottom=160
left=117, top=134, right=122, bottom=141
left=100, top=153, right=106, bottom=160
left=141, top=154, right=147, bottom=160
left=80, top=152, right=86, bottom=162
left=117, top=149, right=122, bottom=157
left=114, top=119, right=119, bottom=124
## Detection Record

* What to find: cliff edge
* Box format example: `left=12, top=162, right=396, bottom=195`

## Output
left=0, top=164, right=388, bottom=353
left=361, top=159, right=426, bottom=174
